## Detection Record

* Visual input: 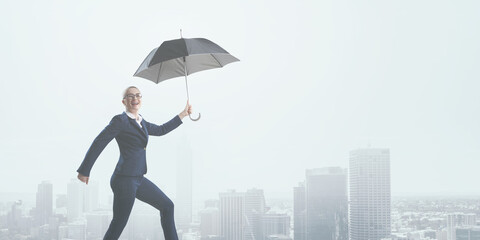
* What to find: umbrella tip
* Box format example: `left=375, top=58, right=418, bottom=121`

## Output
left=180, top=29, right=183, bottom=38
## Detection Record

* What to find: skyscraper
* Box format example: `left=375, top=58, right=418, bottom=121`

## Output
left=305, top=167, right=348, bottom=240
left=176, top=140, right=193, bottom=229
left=35, top=181, right=53, bottom=226
left=447, top=213, right=477, bottom=240
left=220, top=190, right=246, bottom=240
left=84, top=180, right=99, bottom=213
left=200, top=206, right=221, bottom=238
left=349, top=148, right=391, bottom=240
left=7, top=200, right=23, bottom=232
left=244, top=188, right=266, bottom=240
left=294, top=182, right=306, bottom=240
left=67, top=179, right=85, bottom=222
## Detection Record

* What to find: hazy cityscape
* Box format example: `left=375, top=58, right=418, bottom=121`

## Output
left=1, top=148, right=479, bottom=240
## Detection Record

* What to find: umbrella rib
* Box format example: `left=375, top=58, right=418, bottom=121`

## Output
left=210, top=54, right=224, bottom=67
left=156, top=62, right=163, bottom=83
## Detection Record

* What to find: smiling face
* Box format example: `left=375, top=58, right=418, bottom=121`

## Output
left=122, top=87, right=142, bottom=114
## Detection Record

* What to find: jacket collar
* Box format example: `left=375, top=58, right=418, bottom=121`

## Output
left=125, top=111, right=143, bottom=125
left=123, top=112, right=148, bottom=138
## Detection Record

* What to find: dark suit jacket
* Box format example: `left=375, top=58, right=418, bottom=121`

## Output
left=77, top=112, right=183, bottom=177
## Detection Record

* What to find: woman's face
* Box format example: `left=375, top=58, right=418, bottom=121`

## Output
left=122, top=87, right=142, bottom=113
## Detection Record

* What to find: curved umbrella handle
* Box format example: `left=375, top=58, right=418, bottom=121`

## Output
left=189, top=112, right=201, bottom=121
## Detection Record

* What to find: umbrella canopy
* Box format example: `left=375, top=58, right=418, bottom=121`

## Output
left=133, top=36, right=239, bottom=121
left=134, top=38, right=239, bottom=83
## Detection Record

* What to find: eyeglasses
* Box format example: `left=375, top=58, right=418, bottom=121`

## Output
left=124, top=93, right=142, bottom=100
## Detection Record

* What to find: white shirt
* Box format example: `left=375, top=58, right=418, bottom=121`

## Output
left=125, top=111, right=143, bottom=128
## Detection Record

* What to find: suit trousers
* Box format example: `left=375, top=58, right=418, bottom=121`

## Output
left=104, top=174, right=179, bottom=240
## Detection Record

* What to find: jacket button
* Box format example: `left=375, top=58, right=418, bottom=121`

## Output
left=144, top=147, right=146, bottom=150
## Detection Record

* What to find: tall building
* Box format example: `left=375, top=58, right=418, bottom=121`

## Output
left=67, top=179, right=85, bottom=222
left=294, top=182, right=306, bottom=240
left=7, top=200, right=23, bottom=232
left=176, top=140, right=193, bottom=229
left=349, top=148, right=391, bottom=240
left=220, top=190, right=246, bottom=240
left=200, top=206, right=221, bottom=238
left=84, top=180, right=99, bottom=213
left=447, top=213, right=477, bottom=240
left=244, top=188, right=266, bottom=240
left=35, top=181, right=53, bottom=226
left=305, top=167, right=348, bottom=240
left=201, top=198, right=222, bottom=238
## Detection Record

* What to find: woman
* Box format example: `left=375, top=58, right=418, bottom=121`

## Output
left=76, top=86, right=191, bottom=240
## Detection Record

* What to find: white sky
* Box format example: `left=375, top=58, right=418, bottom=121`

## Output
left=1, top=0, right=479, bottom=200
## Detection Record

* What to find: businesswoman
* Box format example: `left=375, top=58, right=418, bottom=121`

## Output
left=77, top=86, right=191, bottom=240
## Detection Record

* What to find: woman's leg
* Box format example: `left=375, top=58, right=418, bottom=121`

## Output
left=104, top=175, right=142, bottom=240
left=136, top=177, right=179, bottom=240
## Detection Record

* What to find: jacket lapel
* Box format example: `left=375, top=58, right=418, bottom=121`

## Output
left=141, top=120, right=149, bottom=136
left=129, top=117, right=148, bottom=139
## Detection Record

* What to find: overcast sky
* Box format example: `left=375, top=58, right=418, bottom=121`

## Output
left=1, top=0, right=479, bottom=201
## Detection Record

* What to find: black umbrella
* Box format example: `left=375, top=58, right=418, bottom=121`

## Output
left=133, top=31, right=239, bottom=121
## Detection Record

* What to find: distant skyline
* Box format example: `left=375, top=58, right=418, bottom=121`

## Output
left=2, top=179, right=478, bottom=239
left=1, top=0, right=480, bottom=199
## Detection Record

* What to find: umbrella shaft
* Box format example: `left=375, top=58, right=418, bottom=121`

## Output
left=183, top=61, right=190, bottom=101
left=185, top=74, right=190, bottom=100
